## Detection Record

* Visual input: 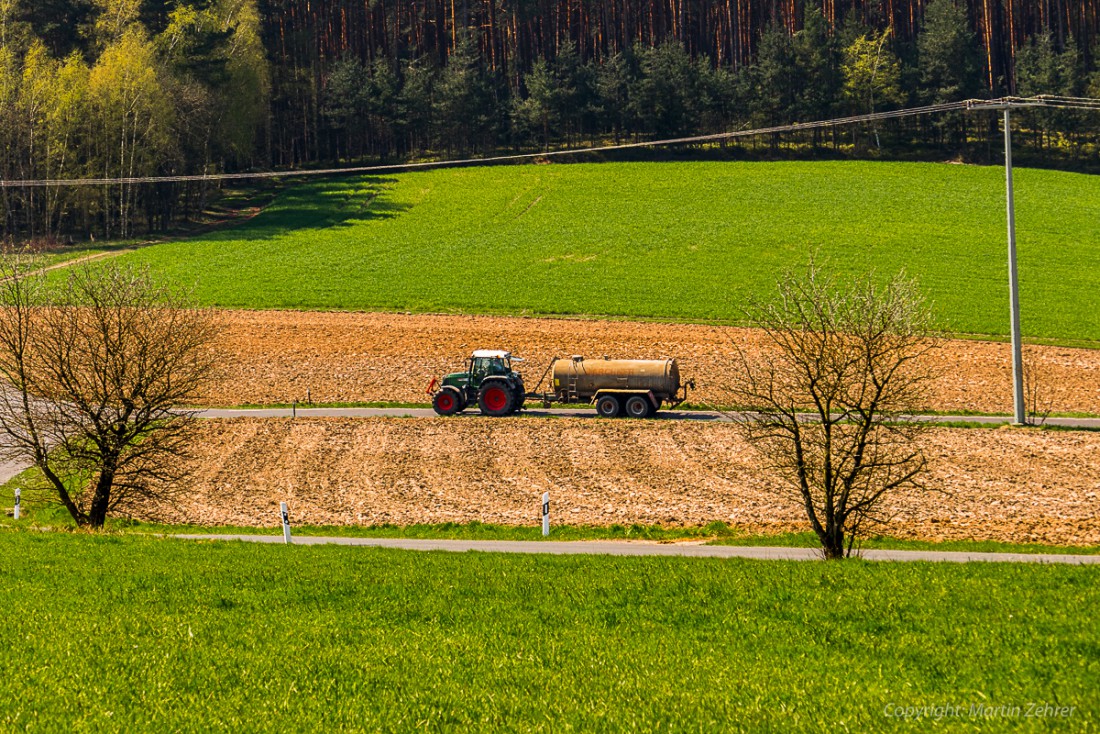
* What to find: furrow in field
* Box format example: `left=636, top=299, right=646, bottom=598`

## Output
left=129, top=417, right=1100, bottom=546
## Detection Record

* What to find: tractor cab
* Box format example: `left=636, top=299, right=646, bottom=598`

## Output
left=468, top=351, right=514, bottom=382
left=430, top=350, right=526, bottom=417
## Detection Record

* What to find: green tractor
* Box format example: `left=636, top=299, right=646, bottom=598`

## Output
left=429, top=350, right=527, bottom=417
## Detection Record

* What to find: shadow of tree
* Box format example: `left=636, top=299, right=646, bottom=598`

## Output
left=201, top=176, right=409, bottom=242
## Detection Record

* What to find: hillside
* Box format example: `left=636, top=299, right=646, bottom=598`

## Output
left=117, top=160, right=1100, bottom=342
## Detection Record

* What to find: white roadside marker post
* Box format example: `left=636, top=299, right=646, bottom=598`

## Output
left=280, top=502, right=292, bottom=545
left=542, top=492, right=550, bottom=537
left=13, top=488, right=20, bottom=520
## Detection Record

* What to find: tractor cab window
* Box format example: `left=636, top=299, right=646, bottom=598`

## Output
left=470, top=357, right=507, bottom=380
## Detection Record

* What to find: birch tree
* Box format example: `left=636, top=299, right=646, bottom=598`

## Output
left=88, top=28, right=173, bottom=237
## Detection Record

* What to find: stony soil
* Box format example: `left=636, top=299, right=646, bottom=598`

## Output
left=205, top=310, right=1100, bottom=415
left=138, top=418, right=1100, bottom=546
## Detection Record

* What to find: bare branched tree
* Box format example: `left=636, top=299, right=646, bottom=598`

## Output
left=0, top=255, right=220, bottom=528
left=1022, top=346, right=1054, bottom=427
left=729, top=264, right=942, bottom=559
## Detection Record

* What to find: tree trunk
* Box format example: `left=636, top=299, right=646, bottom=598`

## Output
left=88, top=461, right=117, bottom=528
left=41, top=462, right=88, bottom=526
left=818, top=521, right=846, bottom=559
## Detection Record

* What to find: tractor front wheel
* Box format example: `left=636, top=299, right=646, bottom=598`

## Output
left=478, top=382, right=515, bottom=417
left=432, top=387, right=464, bottom=416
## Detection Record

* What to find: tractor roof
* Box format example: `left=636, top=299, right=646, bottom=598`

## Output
left=471, top=349, right=510, bottom=359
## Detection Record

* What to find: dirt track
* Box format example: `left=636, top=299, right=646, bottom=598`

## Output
left=137, top=418, right=1100, bottom=546
left=206, top=311, right=1100, bottom=415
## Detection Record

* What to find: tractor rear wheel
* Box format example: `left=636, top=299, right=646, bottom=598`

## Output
left=596, top=395, right=621, bottom=418
left=478, top=382, right=515, bottom=417
left=432, top=387, right=464, bottom=416
left=624, top=395, right=651, bottom=419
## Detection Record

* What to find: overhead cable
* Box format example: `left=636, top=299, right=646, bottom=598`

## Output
left=1, top=95, right=1097, bottom=189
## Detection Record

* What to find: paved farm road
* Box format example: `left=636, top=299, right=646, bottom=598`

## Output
left=177, top=535, right=1100, bottom=564
left=196, top=406, right=1100, bottom=428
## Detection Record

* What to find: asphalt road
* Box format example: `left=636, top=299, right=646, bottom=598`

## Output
left=0, top=459, right=28, bottom=484
left=195, top=406, right=1100, bottom=428
left=177, top=535, right=1100, bottom=564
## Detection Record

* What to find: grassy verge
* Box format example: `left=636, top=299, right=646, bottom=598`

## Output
left=1, top=531, right=1095, bottom=731
left=4, top=486, right=1097, bottom=557
left=706, top=531, right=1100, bottom=555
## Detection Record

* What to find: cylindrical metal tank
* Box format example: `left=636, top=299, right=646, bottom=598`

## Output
left=550, top=356, right=681, bottom=401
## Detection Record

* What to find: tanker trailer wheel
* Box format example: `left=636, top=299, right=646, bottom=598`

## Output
left=624, top=395, right=651, bottom=419
left=478, top=382, right=515, bottom=417
left=432, top=387, right=464, bottom=416
left=596, top=395, right=622, bottom=418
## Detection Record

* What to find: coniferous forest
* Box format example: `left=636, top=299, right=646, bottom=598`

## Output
left=2, top=0, right=1099, bottom=241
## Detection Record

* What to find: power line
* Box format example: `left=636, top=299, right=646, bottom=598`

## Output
left=1, top=95, right=1097, bottom=189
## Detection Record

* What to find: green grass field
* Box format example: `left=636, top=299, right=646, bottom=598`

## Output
left=112, top=160, right=1100, bottom=342
left=1, top=532, right=1096, bottom=732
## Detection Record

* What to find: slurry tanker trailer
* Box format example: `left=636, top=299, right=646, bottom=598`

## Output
left=427, top=350, right=693, bottom=418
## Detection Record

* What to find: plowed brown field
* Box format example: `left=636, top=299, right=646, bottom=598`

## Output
left=138, top=418, right=1100, bottom=546
left=206, top=311, right=1100, bottom=415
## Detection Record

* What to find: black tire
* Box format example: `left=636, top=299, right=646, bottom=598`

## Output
left=432, top=387, right=464, bottom=416
left=510, top=381, right=525, bottom=413
left=478, top=381, right=515, bottom=417
left=624, top=395, right=651, bottom=419
left=596, top=395, right=621, bottom=418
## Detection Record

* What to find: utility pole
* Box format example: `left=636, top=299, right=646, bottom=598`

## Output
left=1003, top=107, right=1026, bottom=425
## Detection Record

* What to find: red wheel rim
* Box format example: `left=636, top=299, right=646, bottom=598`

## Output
left=484, top=387, right=508, bottom=412
left=437, top=393, right=455, bottom=411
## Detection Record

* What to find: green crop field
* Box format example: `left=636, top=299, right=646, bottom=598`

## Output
left=2, top=532, right=1096, bottom=732
left=112, top=160, right=1100, bottom=342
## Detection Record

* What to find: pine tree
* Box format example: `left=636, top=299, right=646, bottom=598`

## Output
left=594, top=51, right=633, bottom=143
left=513, top=57, right=557, bottom=148
left=629, top=41, right=699, bottom=137
left=918, top=0, right=979, bottom=103
left=750, top=24, right=799, bottom=127
left=917, top=0, right=980, bottom=149
left=1016, top=32, right=1085, bottom=151
left=396, top=58, right=433, bottom=155
left=322, top=56, right=370, bottom=159
left=793, top=6, right=841, bottom=146
left=433, top=33, right=494, bottom=154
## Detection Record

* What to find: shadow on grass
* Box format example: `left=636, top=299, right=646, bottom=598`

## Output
left=199, top=176, right=409, bottom=242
